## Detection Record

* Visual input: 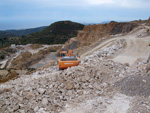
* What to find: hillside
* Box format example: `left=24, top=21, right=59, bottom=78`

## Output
left=4, top=26, right=47, bottom=37
left=20, top=21, right=84, bottom=44
left=0, top=26, right=47, bottom=48
left=76, top=21, right=138, bottom=47
left=63, top=21, right=139, bottom=55
left=0, top=31, right=16, bottom=38
left=0, top=21, right=84, bottom=48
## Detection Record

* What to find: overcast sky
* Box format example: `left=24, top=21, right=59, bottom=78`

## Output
left=0, top=0, right=150, bottom=30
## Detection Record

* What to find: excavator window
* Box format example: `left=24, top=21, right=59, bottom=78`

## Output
left=61, top=53, right=66, bottom=57
left=61, top=56, right=78, bottom=61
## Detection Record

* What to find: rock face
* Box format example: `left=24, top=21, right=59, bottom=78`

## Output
left=63, top=21, right=137, bottom=55
left=76, top=22, right=137, bottom=47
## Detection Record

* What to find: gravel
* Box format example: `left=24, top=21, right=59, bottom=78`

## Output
left=115, top=74, right=150, bottom=97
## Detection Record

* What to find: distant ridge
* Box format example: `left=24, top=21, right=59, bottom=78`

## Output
left=0, top=31, right=16, bottom=38
left=2, top=26, right=47, bottom=37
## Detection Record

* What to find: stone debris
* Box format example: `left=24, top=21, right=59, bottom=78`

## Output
left=81, top=39, right=125, bottom=64
left=0, top=38, right=150, bottom=113
left=38, top=88, right=46, bottom=94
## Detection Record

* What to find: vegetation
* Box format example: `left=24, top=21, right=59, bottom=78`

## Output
left=5, top=26, right=47, bottom=36
left=20, top=21, right=84, bottom=45
left=0, top=31, right=16, bottom=38
left=0, top=21, right=84, bottom=48
left=0, top=51, right=5, bottom=59
left=0, top=37, right=20, bottom=48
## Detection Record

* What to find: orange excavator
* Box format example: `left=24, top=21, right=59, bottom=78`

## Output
left=58, top=49, right=80, bottom=70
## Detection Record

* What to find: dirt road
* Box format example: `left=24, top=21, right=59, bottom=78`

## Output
left=112, top=26, right=150, bottom=65
left=113, top=36, right=150, bottom=65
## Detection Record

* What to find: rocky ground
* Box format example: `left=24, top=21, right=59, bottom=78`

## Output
left=0, top=44, right=62, bottom=83
left=0, top=25, right=150, bottom=113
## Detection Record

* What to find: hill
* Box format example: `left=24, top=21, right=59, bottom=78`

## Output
left=4, top=26, right=47, bottom=37
left=20, top=21, right=84, bottom=44
left=0, top=21, right=84, bottom=48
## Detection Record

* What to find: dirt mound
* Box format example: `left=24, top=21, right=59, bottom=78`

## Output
left=0, top=47, right=16, bottom=60
left=0, top=70, right=19, bottom=83
left=115, top=74, right=150, bottom=97
left=11, top=45, right=62, bottom=69
left=11, top=51, right=33, bottom=69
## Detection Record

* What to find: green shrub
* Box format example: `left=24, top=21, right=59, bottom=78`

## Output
left=0, top=52, right=5, bottom=60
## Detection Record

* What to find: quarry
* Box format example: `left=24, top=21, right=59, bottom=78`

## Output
left=0, top=20, right=150, bottom=113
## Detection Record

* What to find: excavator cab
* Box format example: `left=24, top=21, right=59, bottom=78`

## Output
left=60, top=51, right=67, bottom=58
left=60, top=49, right=73, bottom=58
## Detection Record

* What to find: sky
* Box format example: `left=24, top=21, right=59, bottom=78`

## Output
left=0, top=0, right=150, bottom=30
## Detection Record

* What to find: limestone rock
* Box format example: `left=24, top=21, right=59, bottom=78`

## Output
left=65, top=82, right=73, bottom=90
left=42, top=98, right=48, bottom=105
left=77, top=91, right=83, bottom=95
left=37, top=88, right=46, bottom=94
left=34, top=106, right=39, bottom=112
left=0, top=70, right=9, bottom=76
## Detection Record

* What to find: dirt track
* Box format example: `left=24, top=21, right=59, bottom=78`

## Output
left=113, top=27, right=150, bottom=65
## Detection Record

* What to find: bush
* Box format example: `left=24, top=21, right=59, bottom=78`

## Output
left=0, top=55, right=5, bottom=59
left=0, top=52, right=5, bottom=60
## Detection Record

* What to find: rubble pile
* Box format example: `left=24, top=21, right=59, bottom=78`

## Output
left=0, top=39, right=150, bottom=113
left=0, top=58, right=129, bottom=113
left=82, top=39, right=125, bottom=62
